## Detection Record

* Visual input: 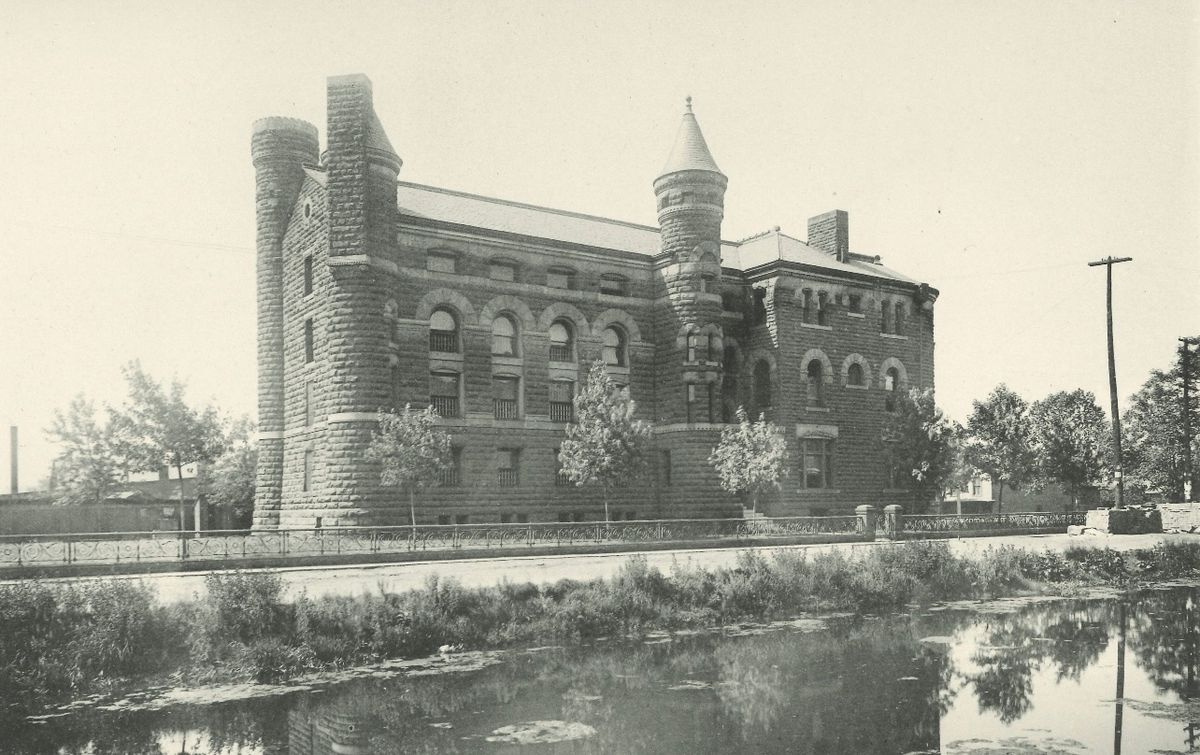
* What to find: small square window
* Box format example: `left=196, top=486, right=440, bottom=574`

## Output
left=600, top=274, right=627, bottom=297
left=489, top=261, right=516, bottom=282
left=427, top=253, right=456, bottom=274
left=848, top=294, right=862, bottom=313
left=546, top=269, right=574, bottom=289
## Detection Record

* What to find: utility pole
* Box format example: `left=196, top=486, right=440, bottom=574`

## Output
left=1089, top=256, right=1132, bottom=508
left=1182, top=337, right=1198, bottom=502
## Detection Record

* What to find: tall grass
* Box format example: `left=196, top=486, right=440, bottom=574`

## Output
left=4, top=540, right=1200, bottom=707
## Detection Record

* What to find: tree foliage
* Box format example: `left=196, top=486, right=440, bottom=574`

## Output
left=45, top=395, right=123, bottom=505
left=1029, top=389, right=1111, bottom=508
left=709, top=407, right=788, bottom=512
left=882, top=388, right=961, bottom=513
left=559, top=360, right=654, bottom=521
left=202, top=416, right=257, bottom=528
left=365, top=404, right=452, bottom=527
left=109, top=361, right=226, bottom=529
left=1123, top=356, right=1199, bottom=501
left=963, top=384, right=1036, bottom=512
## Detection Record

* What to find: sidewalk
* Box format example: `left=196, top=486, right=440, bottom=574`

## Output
left=4, top=531, right=1185, bottom=605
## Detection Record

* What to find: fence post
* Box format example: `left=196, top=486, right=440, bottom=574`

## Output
left=882, top=505, right=904, bottom=539
left=855, top=505, right=878, bottom=541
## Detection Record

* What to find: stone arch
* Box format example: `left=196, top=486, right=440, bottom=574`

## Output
left=479, top=295, right=537, bottom=333
left=878, top=357, right=909, bottom=388
left=537, top=301, right=590, bottom=334
left=591, top=308, right=642, bottom=342
left=841, top=353, right=872, bottom=388
left=799, top=348, right=834, bottom=384
left=414, top=288, right=476, bottom=325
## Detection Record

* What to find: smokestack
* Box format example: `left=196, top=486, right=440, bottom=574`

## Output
left=9, top=426, right=17, bottom=494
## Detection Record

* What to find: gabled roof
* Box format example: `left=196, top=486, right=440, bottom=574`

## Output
left=659, top=99, right=722, bottom=177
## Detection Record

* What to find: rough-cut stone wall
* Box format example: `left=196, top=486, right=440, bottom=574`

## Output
left=255, top=75, right=938, bottom=528
left=251, top=117, right=319, bottom=529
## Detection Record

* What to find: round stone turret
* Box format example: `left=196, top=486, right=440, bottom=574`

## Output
left=251, top=117, right=319, bottom=529
left=654, top=98, right=726, bottom=321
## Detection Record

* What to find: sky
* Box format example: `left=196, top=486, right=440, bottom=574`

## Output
left=1, top=0, right=1196, bottom=492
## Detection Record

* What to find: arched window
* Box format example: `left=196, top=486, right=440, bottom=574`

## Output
left=806, top=360, right=824, bottom=406
left=686, top=331, right=700, bottom=362
left=847, top=362, right=865, bottom=387
left=603, top=326, right=627, bottom=367
left=491, top=315, right=517, bottom=356
left=753, top=360, right=772, bottom=413
left=429, top=309, right=458, bottom=353
left=884, top=367, right=900, bottom=411
left=548, top=320, right=574, bottom=362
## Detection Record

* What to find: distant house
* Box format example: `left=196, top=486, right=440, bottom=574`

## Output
left=0, top=475, right=201, bottom=536
left=941, top=473, right=1100, bottom=514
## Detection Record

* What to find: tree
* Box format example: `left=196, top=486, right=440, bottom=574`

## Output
left=201, top=416, right=257, bottom=529
left=1029, top=389, right=1111, bottom=510
left=559, top=360, right=653, bottom=522
left=110, top=361, right=226, bottom=532
left=365, top=404, right=452, bottom=528
left=1123, top=361, right=1199, bottom=502
left=45, top=395, right=123, bottom=505
left=963, top=384, right=1036, bottom=514
left=709, top=406, right=788, bottom=512
left=882, top=388, right=961, bottom=514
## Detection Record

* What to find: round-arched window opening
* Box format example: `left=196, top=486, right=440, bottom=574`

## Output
left=806, top=360, right=825, bottom=406
left=549, top=320, right=574, bottom=361
left=603, top=326, right=626, bottom=367
left=429, top=308, right=459, bottom=353
left=848, top=363, right=864, bottom=387
left=303, top=201, right=312, bottom=219
left=492, top=315, right=518, bottom=356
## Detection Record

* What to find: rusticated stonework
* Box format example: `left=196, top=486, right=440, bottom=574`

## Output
left=252, top=74, right=939, bottom=528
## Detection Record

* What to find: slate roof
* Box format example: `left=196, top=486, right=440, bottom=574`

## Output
left=300, top=172, right=914, bottom=283
left=659, top=100, right=723, bottom=176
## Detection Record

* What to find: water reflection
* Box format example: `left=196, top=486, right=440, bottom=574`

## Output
left=10, top=588, right=1200, bottom=753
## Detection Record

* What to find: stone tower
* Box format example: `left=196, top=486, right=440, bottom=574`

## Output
left=653, top=98, right=727, bottom=425
left=250, top=116, right=319, bottom=528
left=320, top=74, right=403, bottom=524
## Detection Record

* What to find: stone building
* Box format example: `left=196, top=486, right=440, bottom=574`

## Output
left=251, top=74, right=938, bottom=528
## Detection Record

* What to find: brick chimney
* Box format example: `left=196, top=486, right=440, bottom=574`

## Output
left=807, top=210, right=849, bottom=263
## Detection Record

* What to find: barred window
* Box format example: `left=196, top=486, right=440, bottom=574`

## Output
left=599, top=274, right=628, bottom=297
left=427, top=252, right=456, bottom=274
left=549, top=380, right=574, bottom=423
left=549, top=320, right=574, bottom=362
left=430, top=371, right=460, bottom=418
left=493, top=375, right=520, bottom=420
left=429, top=309, right=458, bottom=353
left=496, top=448, right=520, bottom=487
left=439, top=446, right=463, bottom=487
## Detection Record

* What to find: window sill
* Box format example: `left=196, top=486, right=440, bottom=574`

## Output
left=881, top=333, right=908, bottom=340
left=845, top=384, right=868, bottom=391
left=491, top=355, right=524, bottom=368
left=797, top=488, right=841, bottom=495
left=800, top=323, right=833, bottom=331
left=805, top=406, right=831, bottom=413
left=548, top=360, right=577, bottom=369
left=847, top=312, right=865, bottom=318
left=683, top=359, right=720, bottom=369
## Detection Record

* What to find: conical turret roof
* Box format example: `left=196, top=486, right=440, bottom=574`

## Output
left=659, top=97, right=722, bottom=177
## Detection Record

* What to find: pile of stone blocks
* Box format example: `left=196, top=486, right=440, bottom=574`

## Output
left=1081, top=506, right=1163, bottom=535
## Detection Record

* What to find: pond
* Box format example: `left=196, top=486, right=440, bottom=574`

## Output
left=7, top=586, right=1200, bottom=754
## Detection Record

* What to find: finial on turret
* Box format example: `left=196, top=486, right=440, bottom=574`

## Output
left=685, top=95, right=693, bottom=113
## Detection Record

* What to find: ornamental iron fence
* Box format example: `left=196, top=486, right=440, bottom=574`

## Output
left=0, top=511, right=1086, bottom=571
